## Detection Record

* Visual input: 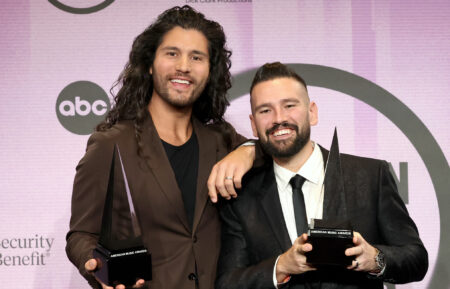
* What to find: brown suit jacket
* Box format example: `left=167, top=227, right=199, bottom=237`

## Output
left=66, top=114, right=245, bottom=289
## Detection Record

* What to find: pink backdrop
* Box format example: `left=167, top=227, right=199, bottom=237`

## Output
left=0, top=0, right=449, bottom=288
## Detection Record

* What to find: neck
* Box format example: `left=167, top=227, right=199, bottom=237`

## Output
left=273, top=140, right=314, bottom=172
left=148, top=94, right=193, bottom=146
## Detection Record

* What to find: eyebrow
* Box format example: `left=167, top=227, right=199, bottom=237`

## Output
left=254, top=98, right=300, bottom=111
left=190, top=49, right=209, bottom=57
left=160, top=46, right=209, bottom=57
left=254, top=103, right=271, bottom=112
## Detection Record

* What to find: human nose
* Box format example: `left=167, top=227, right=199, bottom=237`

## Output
left=273, top=107, right=287, bottom=124
left=176, top=55, right=190, bottom=73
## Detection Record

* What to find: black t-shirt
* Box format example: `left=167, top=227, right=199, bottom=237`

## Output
left=161, top=132, right=199, bottom=229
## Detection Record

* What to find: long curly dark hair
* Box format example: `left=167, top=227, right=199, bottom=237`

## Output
left=97, top=5, right=233, bottom=153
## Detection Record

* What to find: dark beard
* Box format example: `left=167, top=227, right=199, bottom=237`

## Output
left=160, top=91, right=198, bottom=108
left=152, top=69, right=205, bottom=108
left=259, top=122, right=310, bottom=159
left=153, top=83, right=200, bottom=108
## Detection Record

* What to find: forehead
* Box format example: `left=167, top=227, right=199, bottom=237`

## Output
left=251, top=77, right=308, bottom=107
left=158, top=26, right=209, bottom=55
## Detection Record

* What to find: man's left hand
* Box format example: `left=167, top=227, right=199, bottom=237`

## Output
left=207, top=145, right=255, bottom=203
left=345, top=232, right=379, bottom=272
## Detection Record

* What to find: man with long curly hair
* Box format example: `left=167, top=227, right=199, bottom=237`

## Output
left=66, top=6, right=257, bottom=289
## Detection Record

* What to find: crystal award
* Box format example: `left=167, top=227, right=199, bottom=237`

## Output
left=305, top=128, right=354, bottom=267
left=93, top=145, right=152, bottom=286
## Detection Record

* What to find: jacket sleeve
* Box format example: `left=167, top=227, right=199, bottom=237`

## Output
left=212, top=120, right=267, bottom=167
left=65, top=132, right=114, bottom=289
left=372, top=161, right=428, bottom=283
left=215, top=201, right=278, bottom=289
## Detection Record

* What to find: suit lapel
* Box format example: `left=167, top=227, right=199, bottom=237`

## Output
left=259, top=166, right=292, bottom=251
left=140, top=115, right=191, bottom=232
left=191, top=118, right=217, bottom=233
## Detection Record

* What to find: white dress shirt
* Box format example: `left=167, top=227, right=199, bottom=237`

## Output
left=274, top=141, right=325, bottom=244
left=272, top=142, right=325, bottom=286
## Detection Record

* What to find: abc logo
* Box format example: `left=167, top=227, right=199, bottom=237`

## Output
left=48, top=0, right=114, bottom=14
left=59, top=97, right=107, bottom=117
left=56, top=81, right=111, bottom=135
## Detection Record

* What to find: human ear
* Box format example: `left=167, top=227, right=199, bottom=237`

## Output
left=250, top=114, right=258, bottom=138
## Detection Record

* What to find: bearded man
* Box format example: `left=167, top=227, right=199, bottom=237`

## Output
left=215, top=62, right=428, bottom=289
left=66, top=6, right=259, bottom=289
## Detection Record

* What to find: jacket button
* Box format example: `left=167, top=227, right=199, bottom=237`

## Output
left=188, top=273, right=197, bottom=280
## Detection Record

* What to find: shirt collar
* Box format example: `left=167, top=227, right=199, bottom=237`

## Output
left=273, top=142, right=324, bottom=190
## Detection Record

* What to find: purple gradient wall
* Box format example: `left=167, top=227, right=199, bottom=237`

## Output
left=0, top=1, right=448, bottom=288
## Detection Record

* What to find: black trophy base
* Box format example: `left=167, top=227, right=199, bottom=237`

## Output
left=93, top=244, right=152, bottom=287
left=305, top=228, right=354, bottom=267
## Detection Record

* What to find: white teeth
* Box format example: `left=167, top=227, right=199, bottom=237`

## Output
left=171, top=79, right=190, bottom=84
left=273, top=129, right=291, bottom=136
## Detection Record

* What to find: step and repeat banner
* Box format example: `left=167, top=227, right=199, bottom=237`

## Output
left=1, top=0, right=449, bottom=288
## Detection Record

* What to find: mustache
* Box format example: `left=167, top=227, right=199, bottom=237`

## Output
left=169, top=73, right=194, bottom=84
left=266, top=122, right=298, bottom=135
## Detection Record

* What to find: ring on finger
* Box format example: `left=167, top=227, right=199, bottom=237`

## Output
left=225, top=176, right=233, bottom=180
left=354, top=260, right=359, bottom=268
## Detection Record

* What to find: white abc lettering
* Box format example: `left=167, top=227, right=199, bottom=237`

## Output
left=59, top=100, right=75, bottom=116
left=75, top=96, right=91, bottom=116
left=92, top=100, right=108, bottom=116
left=59, top=97, right=108, bottom=117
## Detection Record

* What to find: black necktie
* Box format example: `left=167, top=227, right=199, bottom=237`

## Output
left=290, top=174, right=308, bottom=236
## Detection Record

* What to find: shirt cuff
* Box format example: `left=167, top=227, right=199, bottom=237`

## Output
left=273, top=255, right=291, bottom=288
left=368, top=264, right=386, bottom=277
left=238, top=140, right=256, bottom=147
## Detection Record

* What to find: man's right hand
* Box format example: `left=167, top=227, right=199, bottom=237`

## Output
left=275, top=234, right=316, bottom=283
left=85, top=258, right=145, bottom=289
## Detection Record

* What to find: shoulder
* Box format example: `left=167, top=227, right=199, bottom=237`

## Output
left=221, top=162, right=274, bottom=215
left=341, top=153, right=386, bottom=166
left=202, top=120, right=235, bottom=138
left=200, top=119, right=247, bottom=150
left=338, top=153, right=391, bottom=186
left=319, top=144, right=386, bottom=168
left=243, top=162, right=271, bottom=183
left=80, top=120, right=137, bottom=164
left=74, top=120, right=146, bottom=183
left=86, top=120, right=135, bottom=148
left=340, top=153, right=388, bottom=172
left=236, top=162, right=273, bottom=198
left=318, top=144, right=389, bottom=179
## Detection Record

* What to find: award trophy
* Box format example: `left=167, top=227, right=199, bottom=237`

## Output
left=93, top=145, right=152, bottom=286
left=305, top=128, right=354, bottom=267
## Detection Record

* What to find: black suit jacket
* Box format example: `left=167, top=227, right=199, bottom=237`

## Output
left=216, top=147, right=428, bottom=289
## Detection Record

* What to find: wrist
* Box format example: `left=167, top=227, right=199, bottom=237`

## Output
left=276, top=272, right=290, bottom=284
left=370, top=248, right=386, bottom=274
left=239, top=142, right=256, bottom=160
left=275, top=255, right=290, bottom=283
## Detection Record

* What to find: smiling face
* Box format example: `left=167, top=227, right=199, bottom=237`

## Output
left=150, top=26, right=210, bottom=108
left=250, top=77, right=318, bottom=159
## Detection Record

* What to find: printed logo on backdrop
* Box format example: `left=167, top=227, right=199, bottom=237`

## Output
left=56, top=80, right=111, bottom=135
left=48, top=0, right=114, bottom=14
left=184, top=0, right=251, bottom=3
left=0, top=235, right=54, bottom=266
left=230, top=64, right=450, bottom=289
